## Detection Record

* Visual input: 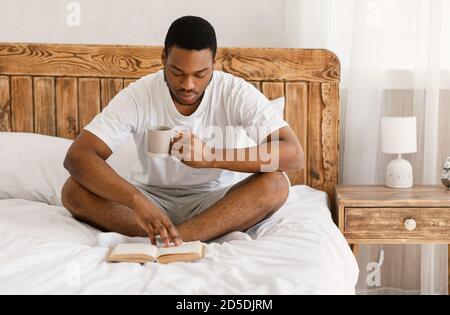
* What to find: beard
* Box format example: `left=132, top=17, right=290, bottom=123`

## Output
left=163, top=70, right=213, bottom=106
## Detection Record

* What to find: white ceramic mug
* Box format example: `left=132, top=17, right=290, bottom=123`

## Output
left=146, top=125, right=190, bottom=158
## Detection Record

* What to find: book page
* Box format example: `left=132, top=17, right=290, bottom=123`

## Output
left=156, top=241, right=203, bottom=257
left=112, top=243, right=158, bottom=258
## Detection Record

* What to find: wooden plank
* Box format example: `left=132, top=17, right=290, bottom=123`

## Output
left=307, top=82, right=339, bottom=202
left=350, top=244, right=359, bottom=256
left=249, top=81, right=261, bottom=91
left=308, top=83, right=325, bottom=192
left=338, top=205, right=345, bottom=232
left=56, top=77, right=78, bottom=139
left=123, top=79, right=136, bottom=87
left=345, top=207, right=450, bottom=239
left=262, top=82, right=284, bottom=100
left=320, top=82, right=340, bottom=202
left=216, top=48, right=340, bottom=82
left=0, top=43, right=340, bottom=82
left=217, top=48, right=340, bottom=82
left=344, top=238, right=450, bottom=244
left=101, top=78, right=123, bottom=110
left=10, top=76, right=33, bottom=132
left=335, top=185, right=450, bottom=207
left=78, top=78, right=100, bottom=130
left=0, top=76, right=11, bottom=131
left=34, top=77, right=55, bottom=136
left=285, top=82, right=308, bottom=186
left=0, top=43, right=162, bottom=79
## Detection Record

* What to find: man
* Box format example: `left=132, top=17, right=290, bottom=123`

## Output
left=62, top=16, right=305, bottom=247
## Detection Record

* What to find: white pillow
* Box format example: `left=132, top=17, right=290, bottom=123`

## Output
left=0, top=98, right=284, bottom=206
left=0, top=132, right=137, bottom=206
left=0, top=132, right=72, bottom=206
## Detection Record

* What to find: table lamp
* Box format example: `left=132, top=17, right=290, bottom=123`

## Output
left=381, top=117, right=417, bottom=188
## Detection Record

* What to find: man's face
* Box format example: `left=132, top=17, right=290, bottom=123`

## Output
left=162, top=45, right=214, bottom=106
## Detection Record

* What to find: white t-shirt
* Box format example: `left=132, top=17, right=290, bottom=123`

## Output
left=84, top=70, right=288, bottom=191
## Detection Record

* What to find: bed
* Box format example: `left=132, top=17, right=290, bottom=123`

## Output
left=0, top=43, right=358, bottom=294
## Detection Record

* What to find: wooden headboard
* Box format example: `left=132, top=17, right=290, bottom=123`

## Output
left=0, top=43, right=340, bottom=203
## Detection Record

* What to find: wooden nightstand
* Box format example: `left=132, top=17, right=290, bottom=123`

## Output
left=335, top=185, right=450, bottom=294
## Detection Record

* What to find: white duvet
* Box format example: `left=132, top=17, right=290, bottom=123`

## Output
left=0, top=185, right=358, bottom=294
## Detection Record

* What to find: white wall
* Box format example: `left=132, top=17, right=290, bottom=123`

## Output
left=0, top=0, right=290, bottom=47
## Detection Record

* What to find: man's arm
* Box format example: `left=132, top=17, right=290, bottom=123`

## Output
left=171, top=126, right=305, bottom=173
left=64, top=130, right=181, bottom=245
left=64, top=130, right=140, bottom=208
left=212, top=126, right=304, bottom=172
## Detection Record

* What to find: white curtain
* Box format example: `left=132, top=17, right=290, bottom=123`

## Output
left=287, top=0, right=449, bottom=294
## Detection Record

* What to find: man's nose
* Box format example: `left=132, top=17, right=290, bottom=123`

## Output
left=180, top=76, right=195, bottom=91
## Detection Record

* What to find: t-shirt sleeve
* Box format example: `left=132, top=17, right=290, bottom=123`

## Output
left=83, top=89, right=139, bottom=152
left=234, top=83, right=288, bottom=144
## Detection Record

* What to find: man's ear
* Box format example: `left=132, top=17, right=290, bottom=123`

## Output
left=161, top=49, right=166, bottom=65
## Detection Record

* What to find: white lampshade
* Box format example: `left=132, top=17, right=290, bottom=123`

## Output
left=381, top=117, right=417, bottom=154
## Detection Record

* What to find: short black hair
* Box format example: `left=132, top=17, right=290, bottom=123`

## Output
left=164, top=16, right=217, bottom=58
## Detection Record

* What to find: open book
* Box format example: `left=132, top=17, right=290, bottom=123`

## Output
left=106, top=241, right=206, bottom=264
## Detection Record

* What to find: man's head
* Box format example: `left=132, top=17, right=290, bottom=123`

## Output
left=162, top=16, right=217, bottom=107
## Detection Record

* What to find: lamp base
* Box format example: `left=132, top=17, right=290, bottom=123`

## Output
left=385, top=156, right=413, bottom=188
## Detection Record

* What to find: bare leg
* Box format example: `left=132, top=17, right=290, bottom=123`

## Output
left=62, top=171, right=289, bottom=242
left=61, top=177, right=147, bottom=237
left=176, top=171, right=290, bottom=241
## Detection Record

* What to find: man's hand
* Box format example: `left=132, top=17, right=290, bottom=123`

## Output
left=170, top=131, right=214, bottom=168
left=133, top=197, right=182, bottom=247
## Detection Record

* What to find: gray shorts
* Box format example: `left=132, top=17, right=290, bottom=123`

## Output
left=134, top=172, right=290, bottom=225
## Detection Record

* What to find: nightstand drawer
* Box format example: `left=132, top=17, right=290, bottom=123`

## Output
left=344, top=207, right=450, bottom=240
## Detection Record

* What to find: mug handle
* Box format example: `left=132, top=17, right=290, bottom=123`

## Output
left=169, top=126, right=192, bottom=161
left=171, top=126, right=192, bottom=140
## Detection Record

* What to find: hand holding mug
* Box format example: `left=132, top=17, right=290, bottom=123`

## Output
left=170, top=130, right=214, bottom=168
left=146, top=125, right=190, bottom=158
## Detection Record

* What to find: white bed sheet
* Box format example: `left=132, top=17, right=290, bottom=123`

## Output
left=0, top=185, right=359, bottom=294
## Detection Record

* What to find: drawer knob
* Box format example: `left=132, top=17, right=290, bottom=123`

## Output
left=404, top=218, right=417, bottom=231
